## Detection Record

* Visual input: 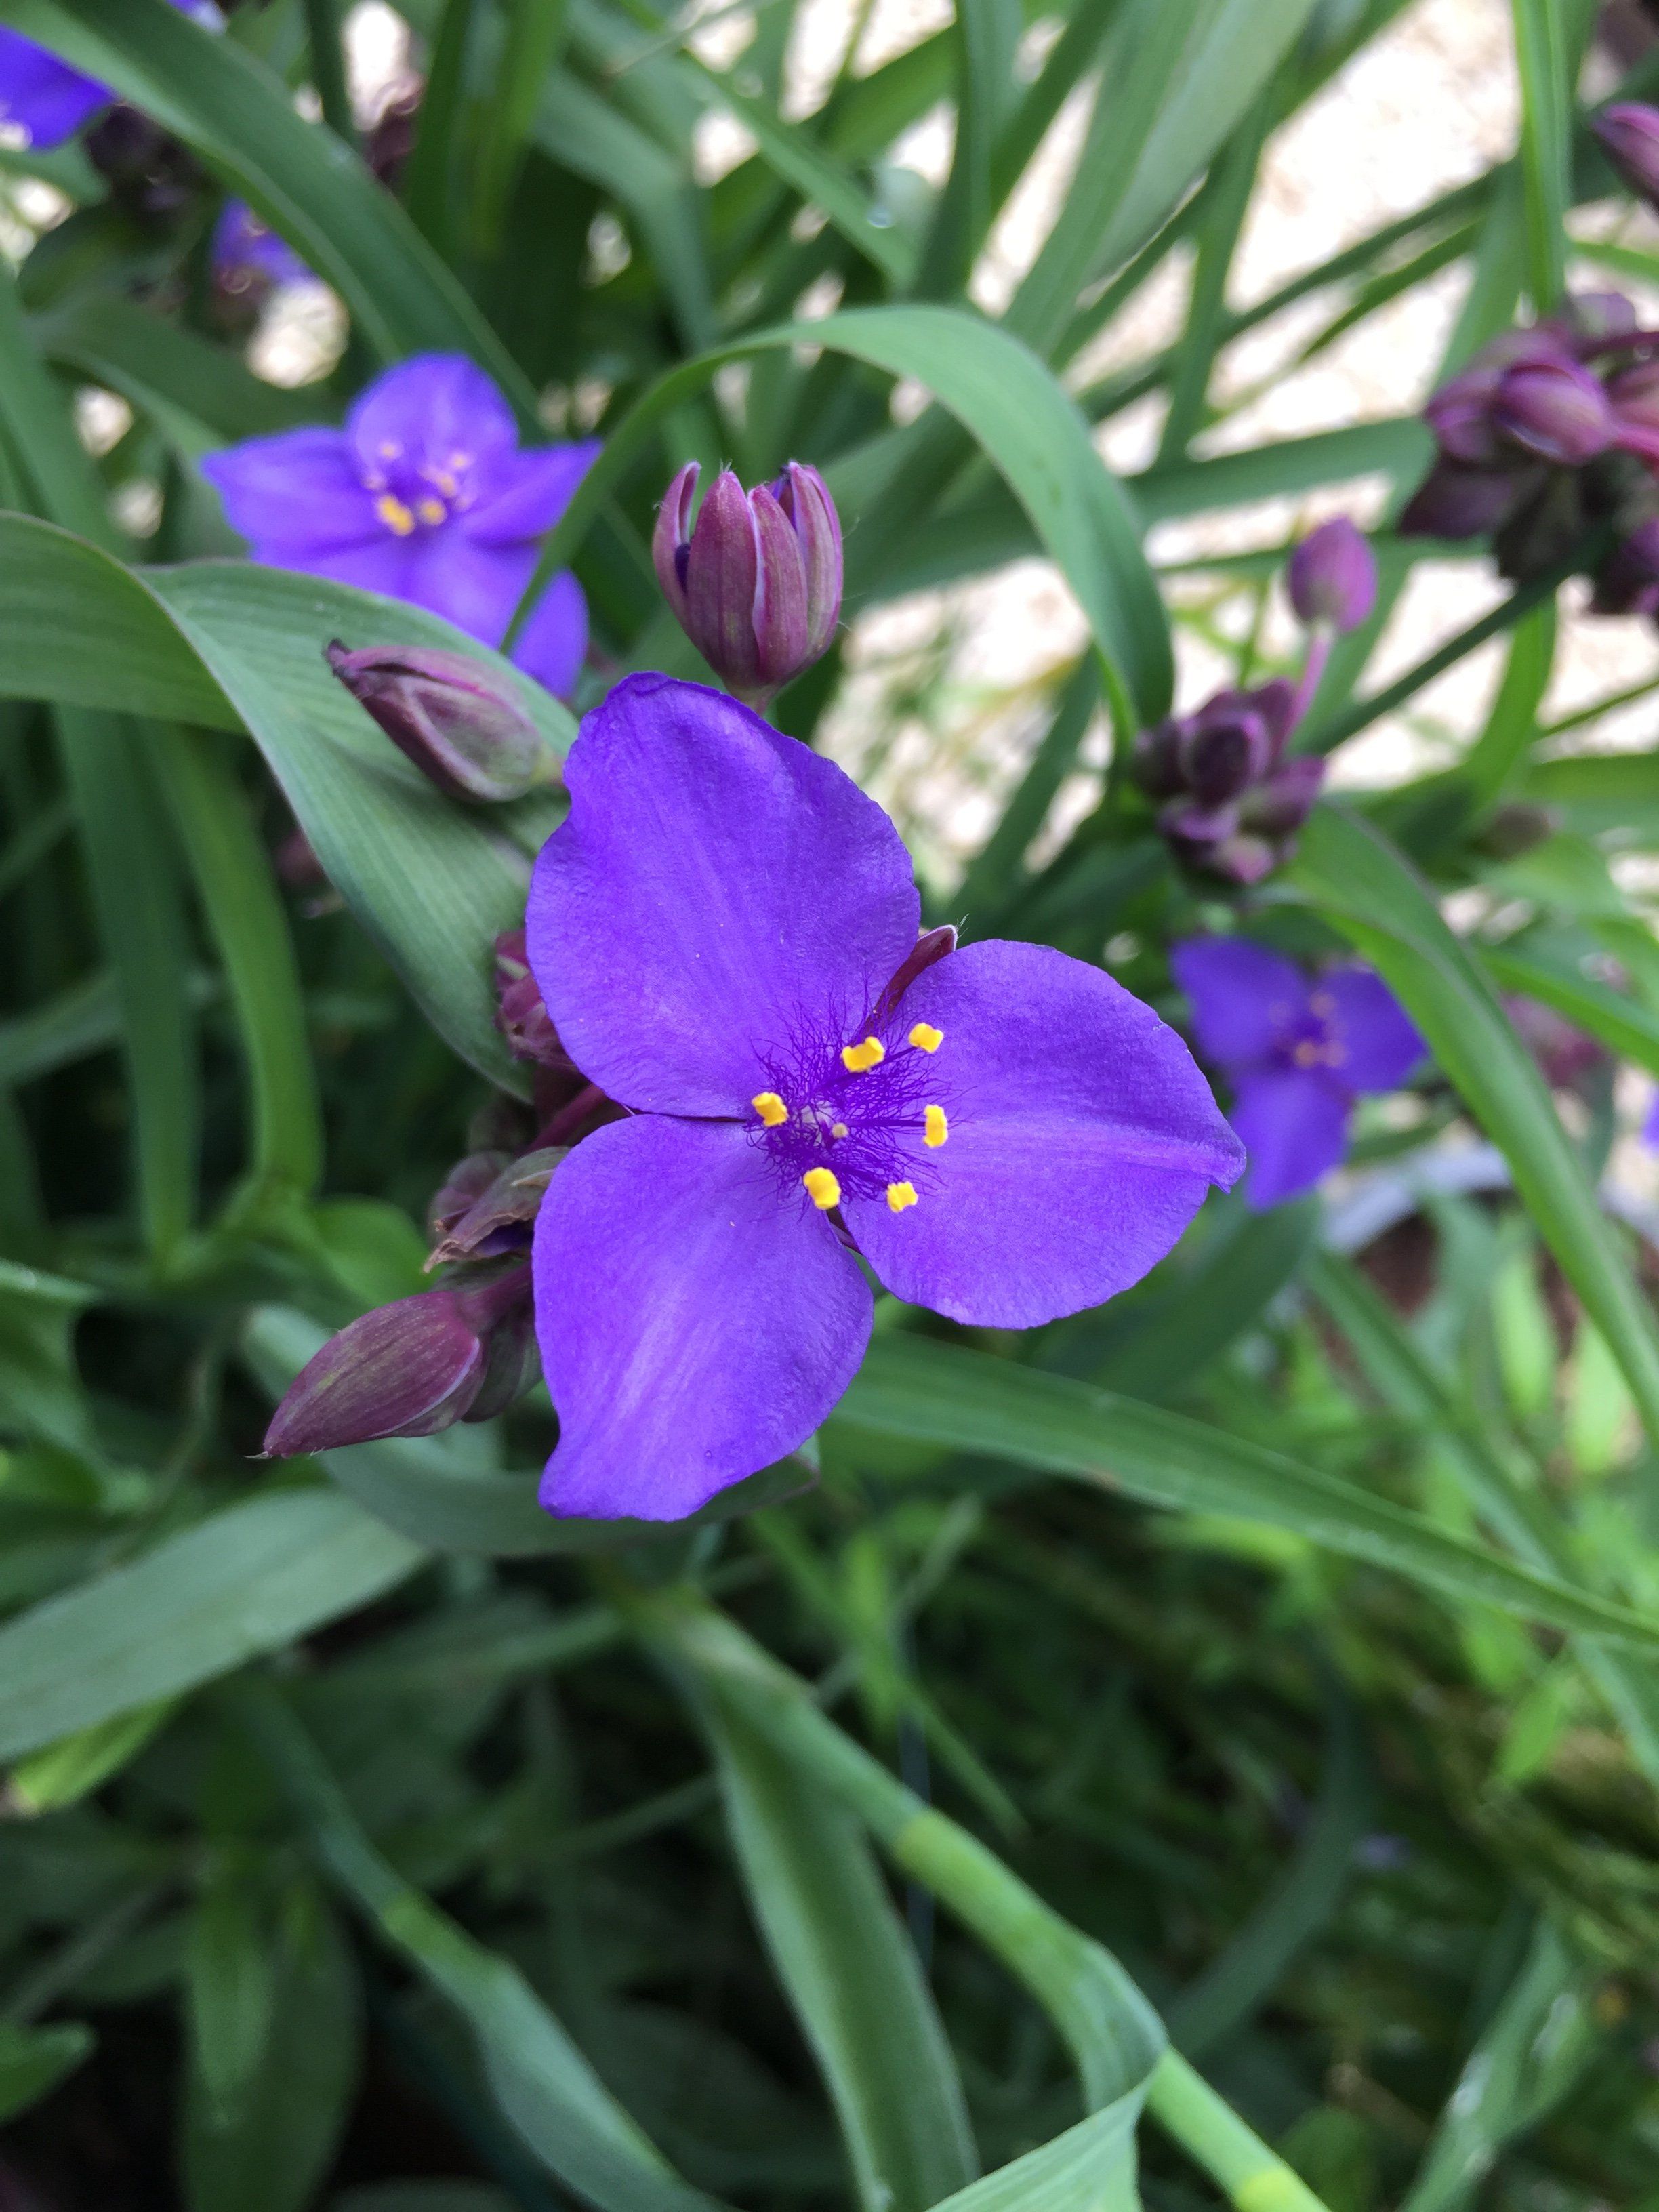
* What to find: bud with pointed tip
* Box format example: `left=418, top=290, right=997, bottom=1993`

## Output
left=652, top=460, right=843, bottom=705
left=1490, top=357, right=1617, bottom=464
left=262, top=1265, right=533, bottom=1455
left=1595, top=103, right=1659, bottom=209
left=325, top=642, right=559, bottom=802
left=1287, top=518, right=1377, bottom=633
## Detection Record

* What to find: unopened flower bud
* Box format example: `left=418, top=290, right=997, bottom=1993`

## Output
left=1595, top=104, right=1659, bottom=210
left=262, top=1267, right=534, bottom=1455
left=1491, top=358, right=1616, bottom=464
left=652, top=460, right=843, bottom=705
left=1287, top=518, right=1377, bottom=633
left=493, top=928, right=575, bottom=1069
left=325, top=641, right=559, bottom=802
left=1399, top=457, right=1530, bottom=541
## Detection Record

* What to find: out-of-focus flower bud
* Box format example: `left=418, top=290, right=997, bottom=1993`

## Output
left=1595, top=103, right=1659, bottom=209
left=1399, top=457, right=1532, bottom=540
left=493, top=928, right=575, bottom=1069
left=1491, top=466, right=1589, bottom=582
left=1591, top=517, right=1659, bottom=614
left=1287, top=518, right=1378, bottom=633
left=325, top=641, right=560, bottom=802
left=1506, top=994, right=1608, bottom=1090
left=1135, top=678, right=1315, bottom=883
left=652, top=460, right=843, bottom=705
left=1491, top=358, right=1618, bottom=464
left=262, top=1267, right=534, bottom=1455
left=1475, top=802, right=1559, bottom=861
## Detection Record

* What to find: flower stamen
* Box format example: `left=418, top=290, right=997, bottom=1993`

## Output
left=924, top=1105, right=948, bottom=1148
left=909, top=1023, right=943, bottom=1053
left=842, top=1036, right=886, bottom=1072
left=886, top=1181, right=918, bottom=1212
left=752, top=1091, right=787, bottom=1127
left=417, top=497, right=447, bottom=527
left=803, top=1166, right=841, bottom=1210
left=376, top=493, right=417, bottom=537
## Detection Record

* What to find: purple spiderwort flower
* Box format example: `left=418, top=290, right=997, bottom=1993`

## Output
left=0, top=2, right=213, bottom=147
left=201, top=355, right=600, bottom=701
left=212, top=199, right=308, bottom=295
left=525, top=675, right=1243, bottom=1520
left=653, top=461, right=842, bottom=705
left=1172, top=938, right=1423, bottom=1210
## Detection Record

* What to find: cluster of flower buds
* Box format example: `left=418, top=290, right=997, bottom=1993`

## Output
left=262, top=945, right=615, bottom=1458
left=653, top=461, right=842, bottom=707
left=1131, top=518, right=1376, bottom=885
left=325, top=641, right=562, bottom=802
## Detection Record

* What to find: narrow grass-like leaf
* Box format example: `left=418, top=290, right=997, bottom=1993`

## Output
left=1509, top=0, right=1571, bottom=310
left=836, top=1333, right=1659, bottom=1645
left=1481, top=944, right=1659, bottom=1078
left=921, top=2102, right=1141, bottom=2212
left=0, top=1490, right=423, bottom=1760
left=1291, top=804, right=1659, bottom=1446
left=698, top=1689, right=979, bottom=2212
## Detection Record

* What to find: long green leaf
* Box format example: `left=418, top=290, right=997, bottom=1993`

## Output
left=836, top=1333, right=1659, bottom=1647
left=0, top=1490, right=424, bottom=1761
left=699, top=1690, right=979, bottom=2212
left=0, top=516, right=571, bottom=1089
left=923, top=2102, right=1141, bottom=2212
left=1290, top=804, right=1659, bottom=1446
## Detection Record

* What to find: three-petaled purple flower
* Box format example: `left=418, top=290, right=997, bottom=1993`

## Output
left=0, top=3, right=211, bottom=147
left=1172, top=938, right=1423, bottom=1210
left=524, top=676, right=1244, bottom=1520
left=202, top=355, right=600, bottom=700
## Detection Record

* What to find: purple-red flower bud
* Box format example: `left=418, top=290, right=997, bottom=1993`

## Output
left=493, top=928, right=575, bottom=1069
left=1287, top=518, right=1377, bottom=633
left=1591, top=517, right=1659, bottom=615
left=1490, top=358, right=1617, bottom=465
left=1398, top=457, right=1530, bottom=541
left=652, top=460, right=843, bottom=705
left=262, top=1267, right=534, bottom=1456
left=1595, top=103, right=1659, bottom=209
left=325, top=641, right=559, bottom=802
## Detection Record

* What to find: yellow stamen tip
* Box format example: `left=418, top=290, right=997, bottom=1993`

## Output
left=803, top=1166, right=841, bottom=1210
left=752, top=1090, right=787, bottom=1128
left=375, top=493, right=415, bottom=537
left=886, top=1180, right=918, bottom=1213
left=909, top=1022, right=943, bottom=1053
left=924, top=1104, right=948, bottom=1149
left=416, top=497, right=447, bottom=526
left=841, top=1036, right=886, bottom=1072
left=830, top=1122, right=848, bottom=1139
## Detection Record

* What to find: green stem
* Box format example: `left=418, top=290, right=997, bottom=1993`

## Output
left=1146, top=2051, right=1329, bottom=2212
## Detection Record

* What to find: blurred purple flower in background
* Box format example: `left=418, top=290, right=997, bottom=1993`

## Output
left=0, top=2, right=213, bottom=147
left=1173, top=937, right=1423, bottom=1208
left=203, top=354, right=599, bottom=699
left=211, top=199, right=308, bottom=295
left=523, top=674, right=1243, bottom=1519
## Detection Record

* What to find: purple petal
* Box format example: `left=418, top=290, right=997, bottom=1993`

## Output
left=399, top=531, right=533, bottom=644
left=511, top=569, right=588, bottom=699
left=843, top=940, right=1244, bottom=1328
left=0, top=32, right=111, bottom=146
left=201, top=428, right=377, bottom=560
left=1321, top=968, right=1424, bottom=1092
left=347, top=355, right=517, bottom=485
left=1644, top=1091, right=1659, bottom=1148
left=534, top=1114, right=872, bottom=1519
left=527, top=675, right=920, bottom=1115
left=1170, top=937, right=1308, bottom=1073
left=1231, top=1069, right=1350, bottom=1208
left=464, top=440, right=600, bottom=546
left=295, top=535, right=423, bottom=600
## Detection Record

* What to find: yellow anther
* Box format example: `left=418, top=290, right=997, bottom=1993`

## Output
left=886, top=1181, right=918, bottom=1213
left=752, top=1091, right=787, bottom=1128
left=434, top=470, right=460, bottom=497
left=1291, top=1040, right=1320, bottom=1069
left=830, top=1122, right=849, bottom=1139
left=417, top=497, right=447, bottom=527
left=375, top=493, right=416, bottom=537
left=842, top=1036, right=886, bottom=1073
left=803, top=1166, right=841, bottom=1210
left=1309, top=989, right=1337, bottom=1017
left=909, top=1022, right=943, bottom=1053
left=924, top=1104, right=948, bottom=1149
left=378, top=440, right=403, bottom=461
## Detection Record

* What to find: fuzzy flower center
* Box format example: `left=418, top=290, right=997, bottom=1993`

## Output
left=749, top=1017, right=948, bottom=1214
left=360, top=438, right=480, bottom=539
left=1269, top=989, right=1349, bottom=1076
